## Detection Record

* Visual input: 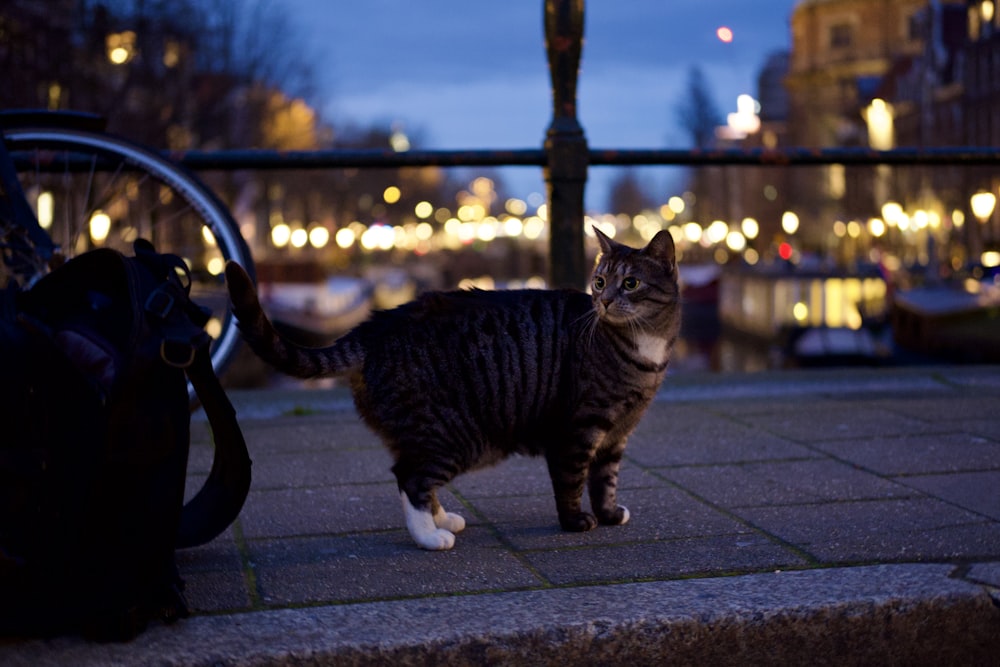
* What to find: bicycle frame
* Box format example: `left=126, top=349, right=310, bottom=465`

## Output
left=0, top=110, right=111, bottom=283
left=0, top=125, right=57, bottom=280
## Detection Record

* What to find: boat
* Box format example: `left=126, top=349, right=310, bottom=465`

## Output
left=891, top=278, right=1000, bottom=363
left=260, top=276, right=374, bottom=347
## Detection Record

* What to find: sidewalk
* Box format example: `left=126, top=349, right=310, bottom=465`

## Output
left=3, top=365, right=1000, bottom=665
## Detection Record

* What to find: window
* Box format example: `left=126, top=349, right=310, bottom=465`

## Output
left=830, top=23, right=853, bottom=49
left=907, top=11, right=924, bottom=42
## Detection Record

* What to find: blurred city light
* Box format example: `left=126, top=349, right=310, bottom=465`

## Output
left=36, top=191, right=53, bottom=229
left=308, top=226, right=330, bottom=248
left=290, top=228, right=308, bottom=248
left=89, top=210, right=111, bottom=244
left=414, top=201, right=433, bottom=218
left=271, top=223, right=291, bottom=248
left=105, top=31, right=136, bottom=65
left=864, top=98, right=894, bottom=150
left=383, top=186, right=401, bottom=204
left=202, top=226, right=217, bottom=246
left=335, top=227, right=356, bottom=249
left=971, top=191, right=997, bottom=222
left=781, top=211, right=799, bottom=235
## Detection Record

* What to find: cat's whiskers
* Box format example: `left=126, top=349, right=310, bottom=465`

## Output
left=576, top=309, right=600, bottom=348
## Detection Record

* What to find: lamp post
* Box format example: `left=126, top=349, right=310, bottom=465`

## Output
left=970, top=190, right=996, bottom=264
left=544, top=0, right=588, bottom=289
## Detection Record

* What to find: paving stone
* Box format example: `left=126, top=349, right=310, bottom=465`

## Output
left=248, top=529, right=541, bottom=605
left=897, top=470, right=1000, bottom=520
left=175, top=529, right=253, bottom=613
left=937, top=367, right=1000, bottom=390
left=521, top=534, right=806, bottom=586
left=449, top=454, right=663, bottom=499
left=958, top=419, right=1000, bottom=440
left=660, top=459, right=913, bottom=508
left=250, top=447, right=395, bottom=490
left=628, top=405, right=817, bottom=466
left=966, top=561, right=1000, bottom=588
left=812, top=432, right=1000, bottom=475
left=738, top=404, right=930, bottom=442
left=863, top=395, right=1000, bottom=423
left=736, top=498, right=1000, bottom=562
left=472, top=486, right=752, bottom=551
left=242, top=416, right=379, bottom=455
left=239, top=483, right=465, bottom=538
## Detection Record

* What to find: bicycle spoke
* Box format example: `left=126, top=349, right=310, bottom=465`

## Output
left=4, top=124, right=255, bottom=391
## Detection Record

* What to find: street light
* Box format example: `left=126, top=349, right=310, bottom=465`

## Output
left=864, top=99, right=894, bottom=150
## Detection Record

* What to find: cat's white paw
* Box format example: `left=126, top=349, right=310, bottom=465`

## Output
left=619, top=505, right=631, bottom=525
left=401, top=491, right=458, bottom=550
left=415, top=528, right=456, bottom=551
left=434, top=509, right=466, bottom=533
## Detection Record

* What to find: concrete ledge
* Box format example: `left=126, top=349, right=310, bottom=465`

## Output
left=5, top=563, right=998, bottom=666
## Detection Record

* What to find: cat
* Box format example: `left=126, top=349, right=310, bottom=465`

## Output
left=225, top=226, right=680, bottom=550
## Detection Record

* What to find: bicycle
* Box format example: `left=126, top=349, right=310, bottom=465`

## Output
left=0, top=110, right=256, bottom=392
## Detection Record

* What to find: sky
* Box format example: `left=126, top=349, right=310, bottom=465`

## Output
left=280, top=0, right=801, bottom=208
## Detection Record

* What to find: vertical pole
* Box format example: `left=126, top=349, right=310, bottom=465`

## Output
left=544, top=0, right=588, bottom=289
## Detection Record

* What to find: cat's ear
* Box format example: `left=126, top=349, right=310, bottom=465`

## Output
left=592, top=225, right=615, bottom=255
left=644, top=229, right=677, bottom=273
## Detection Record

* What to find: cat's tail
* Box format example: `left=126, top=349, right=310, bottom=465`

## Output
left=224, top=261, right=364, bottom=378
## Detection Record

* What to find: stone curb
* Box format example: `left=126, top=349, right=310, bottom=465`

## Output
left=5, top=563, right=998, bottom=666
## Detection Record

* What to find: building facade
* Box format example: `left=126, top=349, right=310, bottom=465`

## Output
left=778, top=0, right=999, bottom=266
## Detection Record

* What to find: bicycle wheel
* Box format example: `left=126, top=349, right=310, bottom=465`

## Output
left=3, top=125, right=255, bottom=389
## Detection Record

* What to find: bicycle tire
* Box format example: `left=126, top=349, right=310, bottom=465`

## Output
left=3, top=125, right=256, bottom=393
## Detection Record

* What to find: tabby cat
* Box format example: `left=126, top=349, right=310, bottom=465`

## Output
left=225, top=227, right=680, bottom=550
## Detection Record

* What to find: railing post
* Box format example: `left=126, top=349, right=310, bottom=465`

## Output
left=544, top=0, right=588, bottom=289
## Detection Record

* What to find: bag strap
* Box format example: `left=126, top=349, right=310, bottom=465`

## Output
left=128, top=240, right=251, bottom=549
left=176, top=342, right=252, bottom=549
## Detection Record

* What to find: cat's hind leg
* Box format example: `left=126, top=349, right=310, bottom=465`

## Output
left=546, top=448, right=599, bottom=532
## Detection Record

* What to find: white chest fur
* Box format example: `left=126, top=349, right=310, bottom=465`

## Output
left=635, top=333, right=669, bottom=366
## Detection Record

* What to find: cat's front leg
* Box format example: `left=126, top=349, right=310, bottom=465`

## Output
left=546, top=448, right=598, bottom=532
left=431, top=493, right=466, bottom=533
left=588, top=439, right=630, bottom=526
left=400, top=491, right=457, bottom=550
left=394, top=458, right=463, bottom=551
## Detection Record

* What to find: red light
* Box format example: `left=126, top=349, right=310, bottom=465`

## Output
left=778, top=242, right=793, bottom=261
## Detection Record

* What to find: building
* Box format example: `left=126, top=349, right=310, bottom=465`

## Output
left=782, top=0, right=962, bottom=250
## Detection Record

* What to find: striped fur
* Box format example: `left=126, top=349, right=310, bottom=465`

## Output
left=225, top=228, right=680, bottom=549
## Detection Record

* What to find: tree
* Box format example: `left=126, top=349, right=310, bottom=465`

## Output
left=674, top=66, right=725, bottom=223
left=1, top=0, right=321, bottom=150
left=607, top=168, right=652, bottom=216
left=675, top=66, right=722, bottom=149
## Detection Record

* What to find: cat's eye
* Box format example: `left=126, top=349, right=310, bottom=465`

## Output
left=622, top=276, right=640, bottom=291
left=593, top=275, right=606, bottom=291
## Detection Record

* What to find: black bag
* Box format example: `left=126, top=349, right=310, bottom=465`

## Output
left=0, top=240, right=252, bottom=641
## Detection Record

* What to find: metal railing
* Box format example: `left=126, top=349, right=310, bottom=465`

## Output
left=169, top=0, right=1000, bottom=289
